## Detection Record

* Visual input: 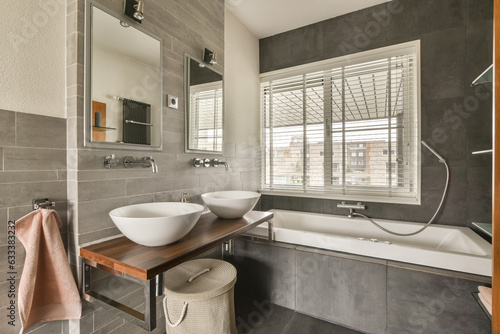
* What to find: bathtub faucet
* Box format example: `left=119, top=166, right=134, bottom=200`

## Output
left=337, top=201, right=365, bottom=218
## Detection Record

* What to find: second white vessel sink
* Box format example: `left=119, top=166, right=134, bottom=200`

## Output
left=201, top=191, right=261, bottom=219
left=109, top=202, right=204, bottom=247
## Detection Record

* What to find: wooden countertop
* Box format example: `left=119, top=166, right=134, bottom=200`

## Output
left=80, top=210, right=273, bottom=280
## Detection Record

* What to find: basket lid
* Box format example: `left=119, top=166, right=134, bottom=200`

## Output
left=163, top=259, right=237, bottom=301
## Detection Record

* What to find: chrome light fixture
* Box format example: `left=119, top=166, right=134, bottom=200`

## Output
left=124, top=0, right=144, bottom=23
left=133, top=1, right=144, bottom=21
left=203, top=48, right=217, bottom=65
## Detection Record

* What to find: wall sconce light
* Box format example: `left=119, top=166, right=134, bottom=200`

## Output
left=124, top=0, right=144, bottom=23
left=203, top=48, right=217, bottom=65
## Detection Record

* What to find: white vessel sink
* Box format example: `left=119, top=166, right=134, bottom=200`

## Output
left=201, top=191, right=261, bottom=219
left=109, top=202, right=204, bottom=247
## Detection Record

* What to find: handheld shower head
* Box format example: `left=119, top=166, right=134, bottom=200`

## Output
left=356, top=141, right=450, bottom=236
left=421, top=141, right=446, bottom=163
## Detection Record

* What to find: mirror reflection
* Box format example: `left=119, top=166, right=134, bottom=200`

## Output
left=186, top=56, right=223, bottom=153
left=86, top=3, right=162, bottom=149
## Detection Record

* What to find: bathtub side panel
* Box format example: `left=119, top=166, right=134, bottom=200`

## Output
left=226, top=239, right=296, bottom=310
left=295, top=250, right=387, bottom=334
left=387, top=265, right=491, bottom=334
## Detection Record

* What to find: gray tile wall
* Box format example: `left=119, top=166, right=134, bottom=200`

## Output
left=228, top=239, right=492, bottom=334
left=66, top=0, right=259, bottom=333
left=259, top=0, right=493, bottom=228
left=0, top=109, right=67, bottom=334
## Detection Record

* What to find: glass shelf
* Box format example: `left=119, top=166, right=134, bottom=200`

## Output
left=472, top=149, right=492, bottom=155
left=471, top=64, right=493, bottom=86
left=93, top=126, right=116, bottom=131
left=472, top=222, right=492, bottom=237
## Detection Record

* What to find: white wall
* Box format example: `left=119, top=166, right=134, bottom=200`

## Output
left=224, top=9, right=260, bottom=146
left=0, top=1, right=66, bottom=118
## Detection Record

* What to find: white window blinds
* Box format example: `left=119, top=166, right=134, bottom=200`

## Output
left=189, top=82, right=223, bottom=152
left=262, top=42, right=420, bottom=204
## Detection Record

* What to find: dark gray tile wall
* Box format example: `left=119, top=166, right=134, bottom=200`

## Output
left=230, top=239, right=491, bottom=334
left=295, top=249, right=386, bottom=334
left=282, top=312, right=363, bottom=334
left=235, top=294, right=294, bottom=334
left=259, top=0, right=493, bottom=228
left=0, top=109, right=67, bottom=334
left=387, top=265, right=491, bottom=333
left=228, top=239, right=296, bottom=310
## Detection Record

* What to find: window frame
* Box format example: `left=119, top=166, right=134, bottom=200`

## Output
left=260, top=41, right=421, bottom=205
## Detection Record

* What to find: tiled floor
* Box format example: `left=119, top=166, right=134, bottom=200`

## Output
left=235, top=295, right=364, bottom=334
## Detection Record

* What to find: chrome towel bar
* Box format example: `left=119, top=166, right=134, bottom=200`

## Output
left=125, top=120, right=155, bottom=127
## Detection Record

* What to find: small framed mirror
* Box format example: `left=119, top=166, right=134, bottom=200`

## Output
left=85, top=1, right=162, bottom=150
left=185, top=55, right=223, bottom=154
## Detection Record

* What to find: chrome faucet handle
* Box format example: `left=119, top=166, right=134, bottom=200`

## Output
left=102, top=154, right=119, bottom=169
left=193, top=158, right=210, bottom=168
left=193, top=158, right=203, bottom=167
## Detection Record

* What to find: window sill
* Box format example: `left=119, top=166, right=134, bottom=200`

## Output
left=259, top=189, right=421, bottom=205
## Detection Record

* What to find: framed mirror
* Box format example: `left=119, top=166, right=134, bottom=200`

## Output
left=85, top=1, right=162, bottom=150
left=185, top=55, right=223, bottom=154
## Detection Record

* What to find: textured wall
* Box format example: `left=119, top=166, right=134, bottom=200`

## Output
left=224, top=10, right=261, bottom=147
left=0, top=110, right=67, bottom=334
left=259, top=0, right=494, bottom=228
left=0, top=1, right=66, bottom=118
left=0, top=2, right=67, bottom=333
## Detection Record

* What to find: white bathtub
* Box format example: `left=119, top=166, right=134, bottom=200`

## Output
left=247, top=210, right=492, bottom=277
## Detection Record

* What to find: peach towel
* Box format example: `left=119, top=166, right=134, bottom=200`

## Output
left=478, top=286, right=492, bottom=316
left=15, top=209, right=81, bottom=333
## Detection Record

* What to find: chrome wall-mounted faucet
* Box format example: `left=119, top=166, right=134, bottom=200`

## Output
left=124, top=156, right=158, bottom=173
left=142, top=157, right=158, bottom=173
left=211, top=158, right=229, bottom=171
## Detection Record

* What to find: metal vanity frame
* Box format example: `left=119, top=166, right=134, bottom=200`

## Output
left=80, top=212, right=274, bottom=331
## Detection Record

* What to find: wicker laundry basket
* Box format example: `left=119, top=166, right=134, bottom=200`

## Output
left=163, top=258, right=237, bottom=334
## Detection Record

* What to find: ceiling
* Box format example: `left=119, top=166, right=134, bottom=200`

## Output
left=226, top=0, right=392, bottom=39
